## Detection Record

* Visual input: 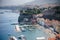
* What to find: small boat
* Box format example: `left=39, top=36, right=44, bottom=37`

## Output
left=36, top=37, right=45, bottom=40
left=15, top=25, right=22, bottom=32
left=9, top=36, right=17, bottom=40
left=28, top=29, right=34, bottom=31
left=18, top=35, right=26, bottom=40
left=22, top=25, right=32, bottom=27
left=21, top=27, right=26, bottom=31
left=11, top=23, right=18, bottom=25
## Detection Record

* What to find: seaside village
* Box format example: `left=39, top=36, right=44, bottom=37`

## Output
left=10, top=6, right=60, bottom=40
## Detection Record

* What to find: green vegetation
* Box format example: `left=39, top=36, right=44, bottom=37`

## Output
left=53, top=6, right=60, bottom=17
left=20, top=8, right=41, bottom=15
left=53, top=6, right=60, bottom=14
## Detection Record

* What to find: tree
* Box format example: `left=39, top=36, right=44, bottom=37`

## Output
left=20, top=8, right=41, bottom=15
left=53, top=6, right=60, bottom=21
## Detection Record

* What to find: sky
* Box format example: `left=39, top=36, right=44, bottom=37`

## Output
left=0, top=0, right=34, bottom=6
left=26, top=0, right=60, bottom=5
left=0, top=0, right=60, bottom=7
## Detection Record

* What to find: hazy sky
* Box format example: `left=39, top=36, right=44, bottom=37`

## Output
left=26, top=0, right=60, bottom=5
left=0, top=0, right=34, bottom=6
left=0, top=0, right=60, bottom=6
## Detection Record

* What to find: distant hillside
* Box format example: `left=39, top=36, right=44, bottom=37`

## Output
left=24, top=0, right=60, bottom=5
left=23, top=0, right=60, bottom=8
left=41, top=3, right=60, bottom=7
left=0, top=3, right=60, bottom=10
left=0, top=0, right=60, bottom=10
left=0, top=6, right=25, bottom=10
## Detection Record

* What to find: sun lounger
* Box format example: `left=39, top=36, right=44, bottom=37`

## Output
left=36, top=37, right=45, bottom=40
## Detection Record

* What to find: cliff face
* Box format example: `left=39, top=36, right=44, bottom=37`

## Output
left=42, top=6, right=60, bottom=33
left=42, top=6, right=60, bottom=20
left=18, top=13, right=33, bottom=24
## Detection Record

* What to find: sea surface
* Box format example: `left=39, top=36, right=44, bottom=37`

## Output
left=0, top=9, right=48, bottom=40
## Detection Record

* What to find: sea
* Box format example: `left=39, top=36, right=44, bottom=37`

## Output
left=0, top=9, right=48, bottom=40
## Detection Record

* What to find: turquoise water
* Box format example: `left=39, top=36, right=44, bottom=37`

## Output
left=0, top=9, right=48, bottom=40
